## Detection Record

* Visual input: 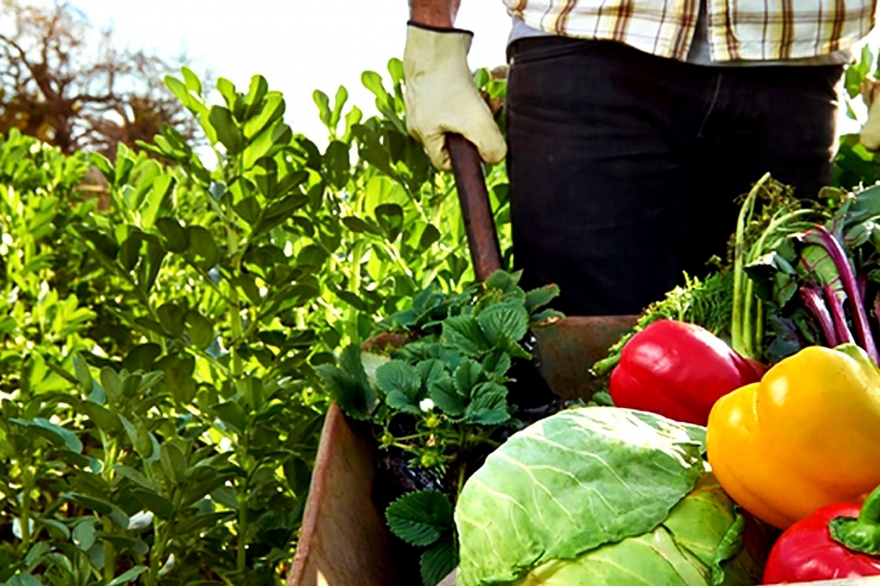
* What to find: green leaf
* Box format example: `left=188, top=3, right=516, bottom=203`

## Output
left=315, top=345, right=376, bottom=420
left=385, top=490, right=453, bottom=547
left=64, top=493, right=129, bottom=528
left=132, top=489, right=175, bottom=520
left=40, top=518, right=70, bottom=541
left=165, top=75, right=194, bottom=109
left=324, top=140, right=351, bottom=189
left=234, top=196, right=261, bottom=224
left=182, top=470, right=227, bottom=506
left=525, top=284, right=560, bottom=312
left=478, top=303, right=529, bottom=345
left=243, top=74, right=269, bottom=117
left=386, top=391, right=422, bottom=414
left=421, top=533, right=459, bottom=586
left=313, top=89, right=332, bottom=129
left=123, top=343, right=162, bottom=372
left=331, top=85, right=348, bottom=130
left=158, top=303, right=186, bottom=337
left=454, top=359, right=483, bottom=396
left=343, top=105, right=363, bottom=141
left=428, top=375, right=464, bottom=416
left=160, top=443, right=187, bottom=486
left=7, top=573, right=41, bottom=586
left=139, top=235, right=167, bottom=293
left=253, top=195, right=308, bottom=236
left=416, top=359, right=446, bottom=387
left=244, top=122, right=289, bottom=167
left=375, top=203, right=404, bottom=241
left=120, top=415, right=157, bottom=462
left=243, top=92, right=286, bottom=139
left=375, top=361, right=421, bottom=403
left=73, top=519, right=96, bottom=551
left=531, top=308, right=565, bottom=324
left=175, top=511, right=235, bottom=535
left=297, top=244, right=329, bottom=267
left=186, top=226, right=220, bottom=269
left=274, top=169, right=309, bottom=198
left=464, top=383, right=509, bottom=425
left=482, top=350, right=512, bottom=377
left=419, top=224, right=441, bottom=249
left=184, top=310, right=215, bottom=350
left=114, top=465, right=153, bottom=489
left=484, top=270, right=520, bottom=293
left=11, top=418, right=82, bottom=453
left=442, top=315, right=486, bottom=356
left=212, top=401, right=248, bottom=433
left=81, top=228, right=119, bottom=259
left=108, top=566, right=148, bottom=586
left=74, top=354, right=93, bottom=393
left=209, top=106, right=244, bottom=154
left=342, top=216, right=383, bottom=235
left=228, top=275, right=261, bottom=306
left=119, top=233, right=142, bottom=272
left=181, top=66, right=203, bottom=95
left=336, top=289, right=367, bottom=311
left=81, top=402, right=122, bottom=436
left=24, top=541, right=50, bottom=568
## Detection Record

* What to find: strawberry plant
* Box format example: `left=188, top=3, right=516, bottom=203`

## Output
left=318, top=270, right=562, bottom=585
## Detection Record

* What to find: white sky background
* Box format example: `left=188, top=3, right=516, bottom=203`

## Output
left=20, top=1, right=880, bottom=140
left=67, top=1, right=512, bottom=145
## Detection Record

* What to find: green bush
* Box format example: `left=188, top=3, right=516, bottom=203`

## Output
left=0, top=61, right=509, bottom=585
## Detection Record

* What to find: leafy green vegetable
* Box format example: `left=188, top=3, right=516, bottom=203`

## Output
left=595, top=175, right=821, bottom=375
left=454, top=407, right=767, bottom=586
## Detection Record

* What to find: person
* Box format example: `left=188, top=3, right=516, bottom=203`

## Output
left=403, top=0, right=877, bottom=316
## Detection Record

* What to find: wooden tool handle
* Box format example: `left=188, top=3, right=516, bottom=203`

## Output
left=446, top=134, right=503, bottom=281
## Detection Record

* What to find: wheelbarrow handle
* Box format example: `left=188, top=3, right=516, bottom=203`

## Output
left=447, top=134, right=504, bottom=282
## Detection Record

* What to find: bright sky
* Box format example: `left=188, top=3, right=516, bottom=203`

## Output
left=29, top=1, right=876, bottom=141
left=68, top=1, right=512, bottom=144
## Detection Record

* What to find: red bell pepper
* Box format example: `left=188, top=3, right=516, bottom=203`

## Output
left=609, top=320, right=762, bottom=426
left=763, top=485, right=880, bottom=583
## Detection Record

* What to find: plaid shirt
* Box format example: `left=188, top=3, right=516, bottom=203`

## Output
left=503, top=0, right=876, bottom=61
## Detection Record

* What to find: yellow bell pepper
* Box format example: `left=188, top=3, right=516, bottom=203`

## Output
left=707, top=344, right=880, bottom=529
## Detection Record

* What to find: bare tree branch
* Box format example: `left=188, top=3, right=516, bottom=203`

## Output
left=0, top=0, right=207, bottom=156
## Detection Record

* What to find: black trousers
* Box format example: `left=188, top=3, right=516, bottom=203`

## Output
left=506, top=37, right=843, bottom=316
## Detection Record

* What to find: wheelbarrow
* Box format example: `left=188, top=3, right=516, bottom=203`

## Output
left=286, top=136, right=880, bottom=586
left=285, top=135, right=639, bottom=586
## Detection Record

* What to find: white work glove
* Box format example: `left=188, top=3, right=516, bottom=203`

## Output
left=861, top=78, right=880, bottom=151
left=403, top=23, right=507, bottom=171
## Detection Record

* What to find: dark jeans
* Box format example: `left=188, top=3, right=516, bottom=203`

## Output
left=506, top=37, right=843, bottom=316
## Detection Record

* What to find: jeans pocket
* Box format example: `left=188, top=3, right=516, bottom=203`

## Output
left=508, top=37, right=590, bottom=67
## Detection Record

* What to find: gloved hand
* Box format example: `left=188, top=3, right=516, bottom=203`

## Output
left=403, top=23, right=507, bottom=171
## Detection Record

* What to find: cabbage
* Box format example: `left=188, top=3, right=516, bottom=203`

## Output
left=454, top=408, right=767, bottom=585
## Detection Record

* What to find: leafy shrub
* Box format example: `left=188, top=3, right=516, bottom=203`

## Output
left=0, top=60, right=510, bottom=585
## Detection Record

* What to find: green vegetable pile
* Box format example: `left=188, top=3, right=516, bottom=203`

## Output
left=318, top=270, right=563, bottom=584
